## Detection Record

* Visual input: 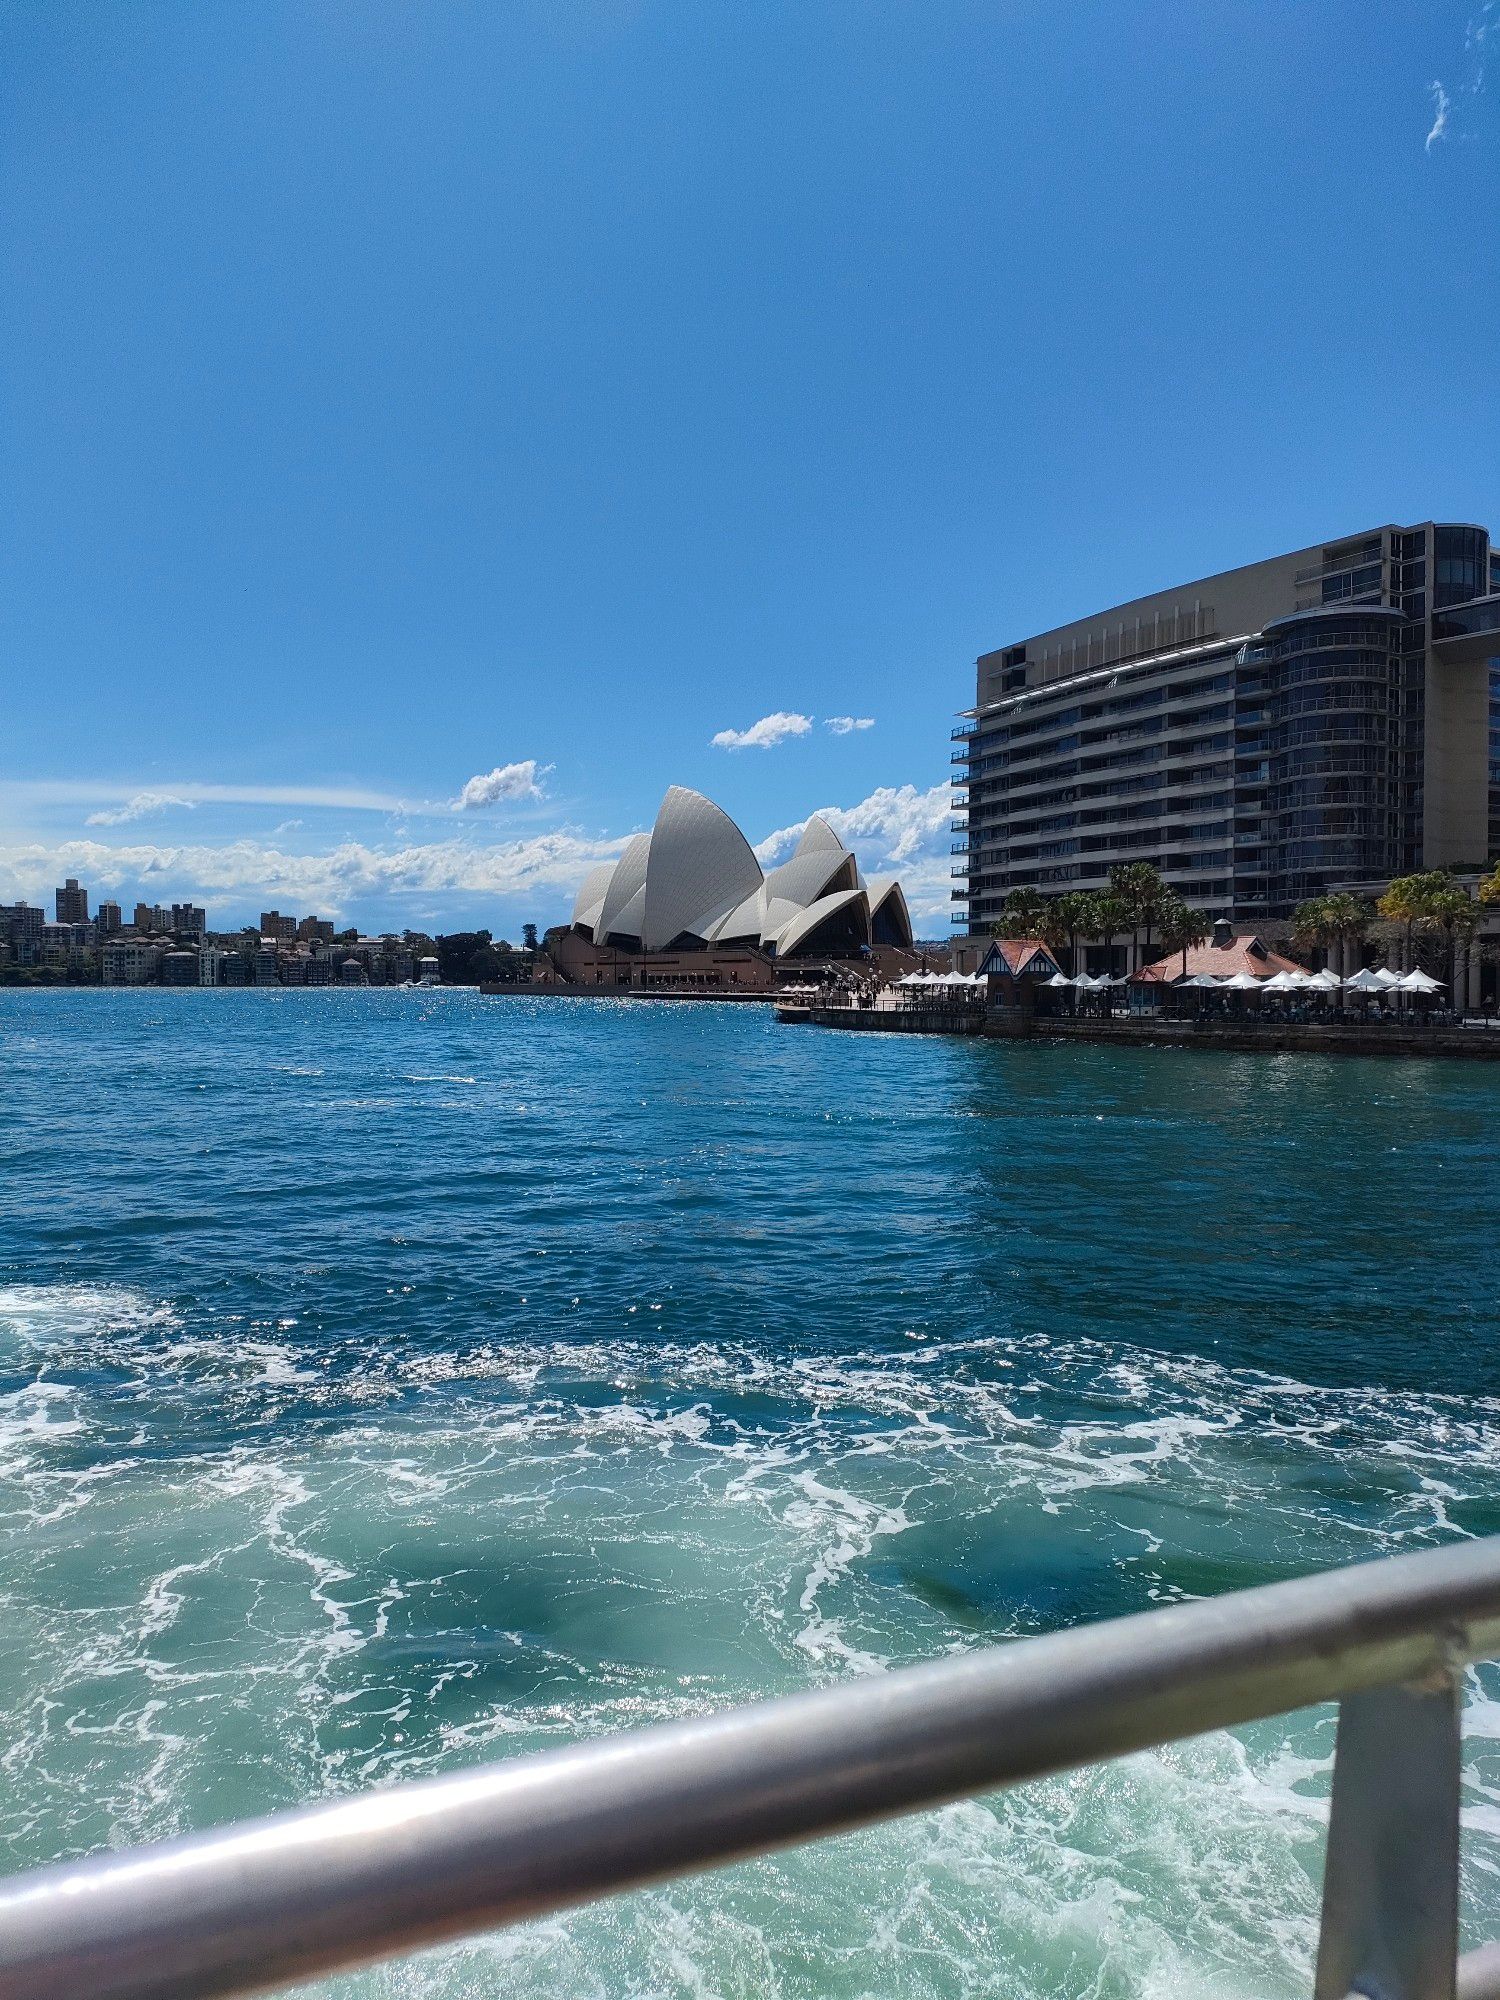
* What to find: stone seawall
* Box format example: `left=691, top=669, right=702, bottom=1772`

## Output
left=990, top=1016, right=1500, bottom=1059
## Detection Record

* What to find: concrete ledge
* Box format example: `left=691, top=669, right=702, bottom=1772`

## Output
left=994, top=1016, right=1500, bottom=1058
left=801, top=1007, right=986, bottom=1035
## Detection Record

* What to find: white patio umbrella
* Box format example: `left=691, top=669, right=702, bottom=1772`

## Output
left=1043, top=972, right=1074, bottom=989
left=1343, top=968, right=1389, bottom=994
left=1309, top=969, right=1343, bottom=991
left=1188, top=973, right=1225, bottom=988
left=1261, top=971, right=1300, bottom=993
left=1283, top=969, right=1318, bottom=989
left=1223, top=972, right=1263, bottom=992
left=1398, top=969, right=1444, bottom=993
left=1372, top=967, right=1403, bottom=988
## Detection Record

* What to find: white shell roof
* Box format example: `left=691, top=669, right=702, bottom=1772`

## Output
left=593, top=832, right=652, bottom=941
left=639, top=786, right=764, bottom=950
left=867, top=878, right=913, bottom=943
left=771, top=887, right=870, bottom=959
left=793, top=814, right=846, bottom=858
left=571, top=790, right=908, bottom=957
left=571, top=862, right=617, bottom=934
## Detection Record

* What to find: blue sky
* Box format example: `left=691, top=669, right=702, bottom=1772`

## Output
left=2, top=1, right=1497, bottom=936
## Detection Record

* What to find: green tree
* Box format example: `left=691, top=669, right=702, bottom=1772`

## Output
left=1292, top=892, right=1372, bottom=974
left=1108, top=863, right=1170, bottom=969
left=1080, top=891, right=1129, bottom=976
left=993, top=887, right=1047, bottom=939
left=1378, top=871, right=1457, bottom=971
left=436, top=930, right=504, bottom=985
left=1478, top=863, right=1500, bottom=908
left=1291, top=896, right=1331, bottom=957
left=1050, top=891, right=1094, bottom=975
left=1427, top=884, right=1480, bottom=998
left=521, top=922, right=539, bottom=954
left=1159, top=899, right=1209, bottom=980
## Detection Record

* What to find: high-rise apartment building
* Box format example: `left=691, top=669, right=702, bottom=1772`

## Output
left=260, top=910, right=297, bottom=941
left=96, top=901, right=123, bottom=937
left=171, top=903, right=207, bottom=936
left=55, top=877, right=88, bottom=924
left=953, top=521, right=1500, bottom=930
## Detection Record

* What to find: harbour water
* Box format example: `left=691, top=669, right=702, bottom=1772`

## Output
left=2, top=988, right=1498, bottom=1999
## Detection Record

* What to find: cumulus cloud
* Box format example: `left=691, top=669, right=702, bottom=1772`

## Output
left=756, top=784, right=956, bottom=932
left=710, top=712, right=813, bottom=751
left=1426, top=79, right=1452, bottom=148
left=452, top=761, right=550, bottom=810
left=754, top=779, right=954, bottom=928
left=0, top=831, right=625, bottom=925
left=84, top=792, right=197, bottom=827
left=824, top=716, right=875, bottom=736
left=757, top=781, right=950, bottom=869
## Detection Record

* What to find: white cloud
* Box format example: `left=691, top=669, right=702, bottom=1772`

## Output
left=1426, top=79, right=1452, bottom=148
left=757, top=781, right=950, bottom=869
left=824, top=716, right=875, bottom=736
left=84, top=792, right=197, bottom=827
left=755, top=780, right=954, bottom=928
left=453, top=761, right=550, bottom=810
left=710, top=712, right=813, bottom=751
left=0, top=831, right=625, bottom=926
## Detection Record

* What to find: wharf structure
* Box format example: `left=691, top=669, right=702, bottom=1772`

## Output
left=952, top=521, right=1500, bottom=934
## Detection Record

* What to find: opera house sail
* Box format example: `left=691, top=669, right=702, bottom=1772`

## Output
left=570, top=787, right=913, bottom=959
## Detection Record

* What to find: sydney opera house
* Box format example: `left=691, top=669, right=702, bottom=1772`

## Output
left=557, top=786, right=912, bottom=979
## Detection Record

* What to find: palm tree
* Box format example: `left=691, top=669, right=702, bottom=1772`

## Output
left=1427, top=883, right=1480, bottom=1000
left=1294, top=892, right=1372, bottom=975
left=1052, top=890, right=1094, bottom=976
left=993, top=887, right=1047, bottom=940
left=1479, top=863, right=1500, bottom=908
left=1159, top=898, right=1210, bottom=980
left=1377, top=872, right=1453, bottom=972
left=1109, top=863, right=1170, bottom=972
left=1320, top=892, right=1373, bottom=977
left=1291, top=896, right=1332, bottom=964
left=1082, top=890, right=1129, bottom=979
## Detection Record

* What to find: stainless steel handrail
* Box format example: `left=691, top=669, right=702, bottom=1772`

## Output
left=1, top=1537, right=1498, bottom=2000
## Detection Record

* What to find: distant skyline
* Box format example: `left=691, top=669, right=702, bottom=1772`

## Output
left=3, top=1, right=1497, bottom=933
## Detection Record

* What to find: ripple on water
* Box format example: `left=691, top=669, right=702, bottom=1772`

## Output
left=0, top=993, right=1498, bottom=1996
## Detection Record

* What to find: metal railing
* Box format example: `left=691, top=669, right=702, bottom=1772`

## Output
left=1, top=1539, right=1500, bottom=2000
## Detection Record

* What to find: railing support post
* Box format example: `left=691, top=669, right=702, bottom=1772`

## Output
left=1315, top=1673, right=1462, bottom=2000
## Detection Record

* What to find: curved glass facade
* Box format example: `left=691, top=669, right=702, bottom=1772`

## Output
left=1257, top=613, right=1411, bottom=907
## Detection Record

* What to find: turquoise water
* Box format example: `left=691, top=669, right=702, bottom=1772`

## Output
left=1, top=988, right=1498, bottom=1998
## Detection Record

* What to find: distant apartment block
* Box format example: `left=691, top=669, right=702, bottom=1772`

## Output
left=260, top=911, right=297, bottom=941
left=0, top=902, right=45, bottom=965
left=102, top=940, right=157, bottom=986
left=96, top=901, right=123, bottom=936
left=953, top=521, right=1500, bottom=930
left=171, top=903, right=207, bottom=936
left=55, top=878, right=88, bottom=924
